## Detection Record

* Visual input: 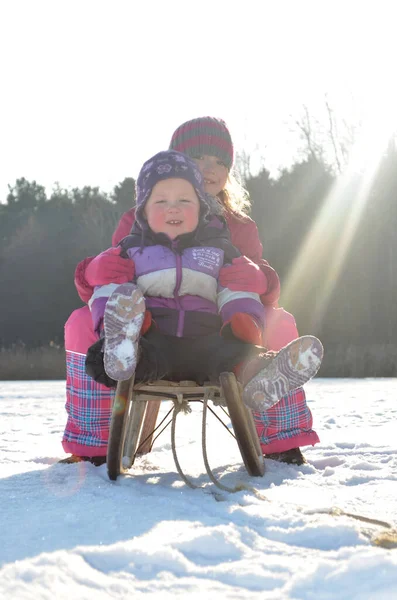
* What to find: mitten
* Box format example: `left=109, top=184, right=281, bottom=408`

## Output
left=221, top=313, right=263, bottom=346
left=85, top=247, right=135, bottom=287
left=219, top=256, right=268, bottom=294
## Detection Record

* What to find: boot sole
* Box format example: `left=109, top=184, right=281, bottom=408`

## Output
left=103, top=283, right=145, bottom=381
left=243, top=335, right=323, bottom=411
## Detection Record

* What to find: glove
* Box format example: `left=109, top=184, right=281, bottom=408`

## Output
left=85, top=247, right=135, bottom=287
left=219, top=256, right=268, bottom=295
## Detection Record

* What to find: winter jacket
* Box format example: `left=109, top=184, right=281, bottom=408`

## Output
left=75, top=208, right=281, bottom=306
left=90, top=215, right=265, bottom=338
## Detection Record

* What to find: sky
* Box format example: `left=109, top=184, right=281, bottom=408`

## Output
left=1, top=0, right=396, bottom=202
left=1, top=378, right=397, bottom=598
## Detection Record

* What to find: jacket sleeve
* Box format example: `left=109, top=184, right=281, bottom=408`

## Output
left=228, top=215, right=280, bottom=306
left=256, top=258, right=281, bottom=306
left=74, top=256, right=96, bottom=303
left=112, top=208, right=136, bottom=246
left=74, top=208, right=137, bottom=303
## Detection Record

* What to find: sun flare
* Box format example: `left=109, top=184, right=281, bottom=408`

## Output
left=282, top=101, right=396, bottom=330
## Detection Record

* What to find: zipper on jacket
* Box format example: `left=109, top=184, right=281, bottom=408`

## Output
left=172, top=241, right=185, bottom=337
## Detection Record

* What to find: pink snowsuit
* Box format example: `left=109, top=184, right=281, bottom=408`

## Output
left=62, top=209, right=319, bottom=457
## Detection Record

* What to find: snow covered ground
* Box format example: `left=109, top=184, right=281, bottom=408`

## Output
left=1, top=378, right=396, bottom=599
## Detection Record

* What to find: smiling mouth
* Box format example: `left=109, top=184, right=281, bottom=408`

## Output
left=204, top=179, right=215, bottom=184
left=166, top=220, right=183, bottom=225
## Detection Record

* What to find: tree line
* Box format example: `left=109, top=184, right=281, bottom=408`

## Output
left=1, top=139, right=396, bottom=375
left=0, top=178, right=134, bottom=348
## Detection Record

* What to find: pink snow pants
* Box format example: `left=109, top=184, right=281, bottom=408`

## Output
left=62, top=305, right=319, bottom=457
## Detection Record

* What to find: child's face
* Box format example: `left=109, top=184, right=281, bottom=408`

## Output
left=192, top=154, right=228, bottom=197
left=144, top=178, right=200, bottom=240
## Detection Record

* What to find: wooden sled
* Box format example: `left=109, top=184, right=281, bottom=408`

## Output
left=107, top=372, right=265, bottom=487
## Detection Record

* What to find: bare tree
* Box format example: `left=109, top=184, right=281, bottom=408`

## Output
left=293, top=104, right=324, bottom=164
left=235, top=149, right=252, bottom=183
left=290, top=98, right=361, bottom=174
left=324, top=96, right=342, bottom=173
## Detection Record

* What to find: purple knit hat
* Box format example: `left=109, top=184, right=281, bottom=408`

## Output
left=135, top=150, right=210, bottom=228
left=169, top=116, right=234, bottom=171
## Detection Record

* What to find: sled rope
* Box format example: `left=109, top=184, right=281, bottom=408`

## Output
left=169, top=388, right=245, bottom=493
left=310, top=506, right=393, bottom=529
left=171, top=396, right=203, bottom=490
left=300, top=506, right=397, bottom=548
left=201, top=388, right=246, bottom=494
left=173, top=393, right=192, bottom=415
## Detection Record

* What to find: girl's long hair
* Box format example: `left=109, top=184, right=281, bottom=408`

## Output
left=218, top=169, right=251, bottom=219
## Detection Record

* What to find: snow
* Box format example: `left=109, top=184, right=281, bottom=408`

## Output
left=1, top=378, right=397, bottom=599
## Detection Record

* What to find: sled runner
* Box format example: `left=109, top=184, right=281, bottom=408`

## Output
left=106, top=372, right=265, bottom=486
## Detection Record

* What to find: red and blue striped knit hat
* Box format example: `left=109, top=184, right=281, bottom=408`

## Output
left=169, top=117, right=234, bottom=171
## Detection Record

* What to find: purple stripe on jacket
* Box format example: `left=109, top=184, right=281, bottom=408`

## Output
left=90, top=297, right=107, bottom=334
left=220, top=298, right=265, bottom=326
left=127, top=245, right=223, bottom=278
left=146, top=295, right=218, bottom=314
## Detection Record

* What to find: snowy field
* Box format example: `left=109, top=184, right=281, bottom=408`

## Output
left=1, top=378, right=397, bottom=599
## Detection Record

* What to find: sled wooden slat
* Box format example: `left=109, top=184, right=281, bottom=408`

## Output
left=134, top=384, right=222, bottom=396
left=136, top=400, right=161, bottom=455
left=107, top=377, right=135, bottom=480
left=122, top=396, right=147, bottom=467
left=220, top=372, right=265, bottom=477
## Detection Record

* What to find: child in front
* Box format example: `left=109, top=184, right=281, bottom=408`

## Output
left=86, top=150, right=323, bottom=411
